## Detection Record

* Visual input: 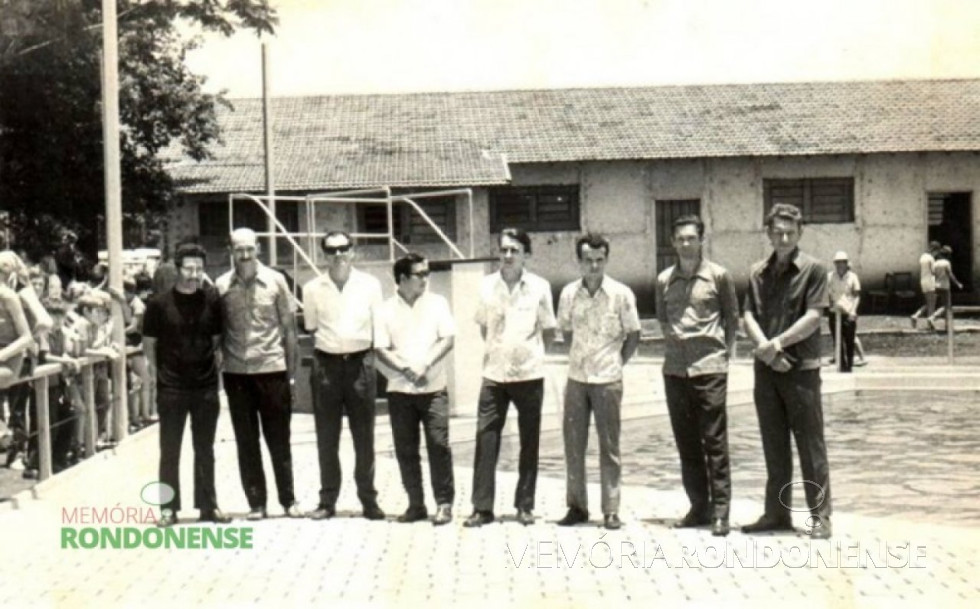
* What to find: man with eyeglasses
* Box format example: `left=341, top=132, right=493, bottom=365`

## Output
left=464, top=227, right=557, bottom=527
left=216, top=228, right=301, bottom=521
left=143, top=243, right=230, bottom=527
left=302, top=231, right=385, bottom=521
left=375, top=253, right=456, bottom=526
left=555, top=233, right=641, bottom=531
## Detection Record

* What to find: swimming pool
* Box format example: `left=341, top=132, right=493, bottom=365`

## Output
left=454, top=390, right=980, bottom=526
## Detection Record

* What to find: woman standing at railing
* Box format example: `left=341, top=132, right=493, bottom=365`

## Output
left=0, top=255, right=35, bottom=389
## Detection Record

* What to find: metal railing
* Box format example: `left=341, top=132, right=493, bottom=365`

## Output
left=228, top=187, right=476, bottom=291
left=6, top=347, right=143, bottom=482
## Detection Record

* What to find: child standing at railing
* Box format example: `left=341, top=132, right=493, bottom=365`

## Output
left=23, top=300, right=86, bottom=477
left=76, top=290, right=122, bottom=447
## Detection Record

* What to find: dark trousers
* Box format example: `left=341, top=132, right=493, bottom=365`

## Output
left=471, top=378, right=544, bottom=513
left=310, top=350, right=378, bottom=509
left=26, top=382, right=73, bottom=469
left=8, top=358, right=33, bottom=435
left=223, top=372, right=296, bottom=510
left=752, top=364, right=832, bottom=521
left=388, top=391, right=454, bottom=507
left=826, top=312, right=857, bottom=372
left=663, top=373, right=731, bottom=519
left=158, top=386, right=220, bottom=513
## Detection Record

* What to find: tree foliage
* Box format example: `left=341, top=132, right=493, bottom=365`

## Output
left=0, top=0, right=277, bottom=257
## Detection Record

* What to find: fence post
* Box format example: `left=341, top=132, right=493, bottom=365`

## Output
left=112, top=355, right=127, bottom=442
left=835, top=309, right=843, bottom=373
left=946, top=290, right=954, bottom=364
left=82, top=363, right=97, bottom=456
left=34, top=376, right=52, bottom=481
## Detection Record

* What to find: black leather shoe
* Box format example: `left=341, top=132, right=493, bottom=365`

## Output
left=809, top=516, right=832, bottom=539
left=516, top=509, right=535, bottom=526
left=157, top=510, right=177, bottom=528
left=741, top=515, right=794, bottom=534
left=397, top=505, right=429, bottom=523
left=604, top=513, right=622, bottom=530
left=463, top=511, right=494, bottom=528
left=246, top=507, right=267, bottom=521
left=556, top=508, right=589, bottom=526
left=283, top=503, right=304, bottom=518
left=433, top=504, right=452, bottom=526
left=363, top=504, right=386, bottom=521
left=307, top=505, right=335, bottom=520
left=200, top=508, right=232, bottom=524
left=673, top=510, right=711, bottom=528
left=711, top=518, right=730, bottom=537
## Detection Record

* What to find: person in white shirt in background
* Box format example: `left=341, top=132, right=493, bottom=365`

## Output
left=826, top=251, right=861, bottom=373
left=910, top=241, right=941, bottom=330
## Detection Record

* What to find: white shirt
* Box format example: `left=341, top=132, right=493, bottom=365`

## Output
left=557, top=276, right=641, bottom=384
left=375, top=291, right=455, bottom=393
left=302, top=267, right=382, bottom=354
left=919, top=252, right=936, bottom=292
left=474, top=270, right=557, bottom=383
left=827, top=270, right=861, bottom=315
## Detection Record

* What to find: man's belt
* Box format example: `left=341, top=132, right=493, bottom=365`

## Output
left=314, top=349, right=370, bottom=361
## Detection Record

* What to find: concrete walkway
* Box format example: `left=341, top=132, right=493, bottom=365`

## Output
left=1, top=359, right=978, bottom=608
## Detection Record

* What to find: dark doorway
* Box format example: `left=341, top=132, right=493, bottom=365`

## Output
left=927, top=192, right=973, bottom=294
left=656, top=199, right=702, bottom=275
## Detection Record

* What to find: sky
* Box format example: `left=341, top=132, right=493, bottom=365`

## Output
left=183, top=0, right=980, bottom=98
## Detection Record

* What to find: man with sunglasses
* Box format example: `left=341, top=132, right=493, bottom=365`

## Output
left=302, top=231, right=385, bottom=521
left=464, top=227, right=557, bottom=527
left=375, top=253, right=456, bottom=526
left=216, top=228, right=301, bottom=521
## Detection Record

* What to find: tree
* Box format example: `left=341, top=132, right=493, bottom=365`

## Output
left=0, top=0, right=277, bottom=259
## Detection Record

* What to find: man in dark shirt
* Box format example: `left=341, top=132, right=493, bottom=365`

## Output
left=143, top=243, right=230, bottom=527
left=742, top=203, right=832, bottom=539
left=655, top=215, right=739, bottom=537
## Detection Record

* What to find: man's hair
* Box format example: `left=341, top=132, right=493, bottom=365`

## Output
left=672, top=215, right=705, bottom=240
left=498, top=227, right=532, bottom=255
left=174, top=243, right=207, bottom=269
left=765, top=203, right=804, bottom=230
left=575, top=233, right=610, bottom=260
left=320, top=230, right=353, bottom=252
left=393, top=253, right=426, bottom=284
left=929, top=240, right=942, bottom=251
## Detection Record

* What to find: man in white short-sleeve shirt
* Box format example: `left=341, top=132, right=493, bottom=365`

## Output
left=464, top=227, right=557, bottom=528
left=375, top=253, right=456, bottom=526
left=302, top=231, right=384, bottom=521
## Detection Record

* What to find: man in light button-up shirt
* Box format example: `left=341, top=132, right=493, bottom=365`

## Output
left=216, top=228, right=300, bottom=521
left=655, top=215, right=739, bottom=537
left=301, top=230, right=385, bottom=521
left=375, top=253, right=456, bottom=526
left=464, top=228, right=557, bottom=528
left=555, top=233, right=640, bottom=531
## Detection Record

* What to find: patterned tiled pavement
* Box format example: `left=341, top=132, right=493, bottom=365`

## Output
left=1, top=357, right=978, bottom=608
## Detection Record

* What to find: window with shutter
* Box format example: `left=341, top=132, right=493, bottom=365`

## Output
left=763, top=178, right=854, bottom=223
left=489, top=185, right=580, bottom=232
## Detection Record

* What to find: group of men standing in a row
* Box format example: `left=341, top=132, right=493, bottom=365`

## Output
left=149, top=201, right=832, bottom=540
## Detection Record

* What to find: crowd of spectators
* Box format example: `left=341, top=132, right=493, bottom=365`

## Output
left=0, top=234, right=158, bottom=479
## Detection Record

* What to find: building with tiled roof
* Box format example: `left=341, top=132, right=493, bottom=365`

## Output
left=166, top=79, right=980, bottom=310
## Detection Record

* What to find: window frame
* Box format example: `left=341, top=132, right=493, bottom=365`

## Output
left=763, top=177, right=855, bottom=224
left=356, top=196, right=457, bottom=245
left=488, top=184, right=581, bottom=233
